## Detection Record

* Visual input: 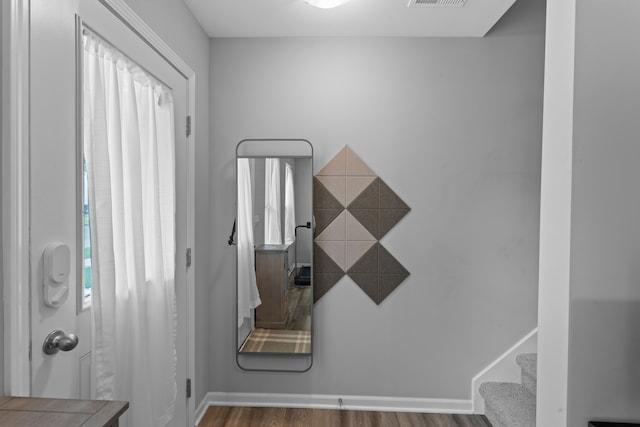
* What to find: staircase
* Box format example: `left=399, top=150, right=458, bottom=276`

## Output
left=479, top=353, right=537, bottom=427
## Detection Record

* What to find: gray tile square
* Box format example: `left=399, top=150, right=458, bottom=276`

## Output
left=379, top=179, right=409, bottom=210
left=314, top=243, right=344, bottom=274
left=314, top=177, right=343, bottom=210
left=347, top=242, right=378, bottom=274
left=314, top=273, right=345, bottom=302
left=348, top=208, right=379, bottom=239
left=378, top=244, right=409, bottom=275
left=347, top=178, right=379, bottom=210
left=379, top=208, right=410, bottom=239
left=314, top=209, right=344, bottom=237
left=378, top=274, right=409, bottom=304
left=347, top=272, right=379, bottom=303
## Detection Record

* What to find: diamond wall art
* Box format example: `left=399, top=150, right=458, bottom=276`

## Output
left=313, top=146, right=410, bottom=304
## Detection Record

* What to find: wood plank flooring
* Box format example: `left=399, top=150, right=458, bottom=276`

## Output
left=198, top=406, right=492, bottom=427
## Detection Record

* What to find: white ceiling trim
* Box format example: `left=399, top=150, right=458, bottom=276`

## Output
left=182, top=0, right=518, bottom=38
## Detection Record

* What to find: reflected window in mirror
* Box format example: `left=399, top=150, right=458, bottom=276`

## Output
left=264, top=158, right=282, bottom=245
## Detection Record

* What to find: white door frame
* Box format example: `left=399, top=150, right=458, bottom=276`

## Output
left=2, top=0, right=31, bottom=398
left=3, top=1, right=197, bottom=425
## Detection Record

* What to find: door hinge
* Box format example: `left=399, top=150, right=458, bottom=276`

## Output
left=186, top=115, right=192, bottom=138
left=28, top=341, right=32, bottom=361
left=186, top=378, right=192, bottom=398
left=186, top=248, right=192, bottom=268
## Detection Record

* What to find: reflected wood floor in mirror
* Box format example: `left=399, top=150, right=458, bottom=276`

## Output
left=198, top=406, right=492, bottom=427
left=286, top=268, right=312, bottom=331
left=238, top=269, right=312, bottom=353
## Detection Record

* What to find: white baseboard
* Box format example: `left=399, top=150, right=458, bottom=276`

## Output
left=194, top=329, right=538, bottom=426
left=470, top=328, right=537, bottom=414
left=195, top=392, right=472, bottom=426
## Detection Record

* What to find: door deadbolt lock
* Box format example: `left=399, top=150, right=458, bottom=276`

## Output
left=43, top=330, right=79, bottom=355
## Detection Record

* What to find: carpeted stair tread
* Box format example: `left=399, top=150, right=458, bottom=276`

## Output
left=479, top=382, right=536, bottom=427
left=516, top=353, right=537, bottom=396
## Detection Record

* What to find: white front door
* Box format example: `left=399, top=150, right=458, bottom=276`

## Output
left=29, top=0, right=190, bottom=425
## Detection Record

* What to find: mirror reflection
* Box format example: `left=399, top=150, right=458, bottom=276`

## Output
left=237, top=144, right=313, bottom=356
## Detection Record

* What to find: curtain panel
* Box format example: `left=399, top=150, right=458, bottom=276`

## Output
left=83, top=32, right=177, bottom=427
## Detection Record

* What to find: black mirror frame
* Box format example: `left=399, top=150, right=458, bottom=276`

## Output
left=235, top=139, right=314, bottom=373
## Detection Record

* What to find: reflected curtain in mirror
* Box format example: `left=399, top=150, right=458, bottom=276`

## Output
left=237, top=158, right=261, bottom=328
left=284, top=163, right=296, bottom=244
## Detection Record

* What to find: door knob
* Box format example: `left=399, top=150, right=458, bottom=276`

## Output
left=43, top=330, right=79, bottom=355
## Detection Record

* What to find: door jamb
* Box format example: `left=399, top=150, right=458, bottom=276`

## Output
left=2, top=0, right=31, bottom=398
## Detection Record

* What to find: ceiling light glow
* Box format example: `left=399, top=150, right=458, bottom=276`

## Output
left=304, top=0, right=351, bottom=9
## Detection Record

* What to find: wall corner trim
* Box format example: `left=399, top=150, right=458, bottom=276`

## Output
left=195, top=392, right=473, bottom=425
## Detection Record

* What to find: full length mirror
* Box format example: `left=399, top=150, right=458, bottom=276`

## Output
left=236, top=140, right=313, bottom=358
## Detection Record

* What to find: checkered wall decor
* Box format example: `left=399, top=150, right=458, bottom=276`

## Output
left=313, top=146, right=410, bottom=304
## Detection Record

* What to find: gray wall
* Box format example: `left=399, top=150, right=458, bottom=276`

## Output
left=209, top=0, right=544, bottom=400
left=122, top=0, right=211, bottom=405
left=568, top=0, right=640, bottom=425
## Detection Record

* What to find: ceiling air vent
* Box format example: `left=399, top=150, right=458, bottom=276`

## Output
left=408, top=0, right=467, bottom=7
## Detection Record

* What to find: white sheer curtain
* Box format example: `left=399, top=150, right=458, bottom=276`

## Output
left=237, top=158, right=261, bottom=327
left=284, top=163, right=296, bottom=244
left=264, top=158, right=282, bottom=245
left=83, top=33, right=177, bottom=427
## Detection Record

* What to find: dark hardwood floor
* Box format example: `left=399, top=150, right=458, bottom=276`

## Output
left=198, top=406, right=492, bottom=427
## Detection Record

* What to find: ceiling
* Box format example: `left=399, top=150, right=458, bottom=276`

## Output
left=181, top=0, right=518, bottom=38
